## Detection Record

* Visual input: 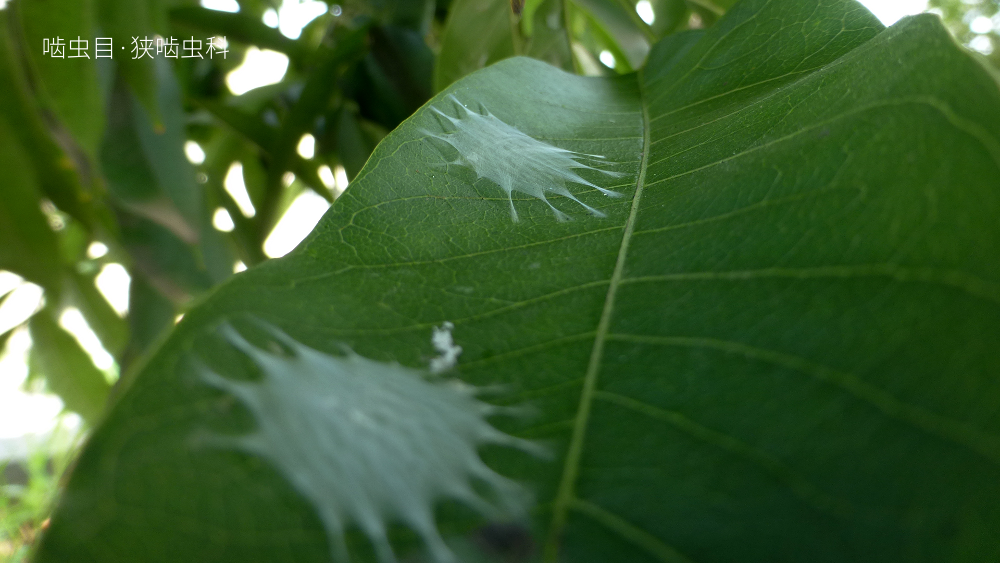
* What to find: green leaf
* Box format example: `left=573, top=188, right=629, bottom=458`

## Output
left=0, top=11, right=101, bottom=231
left=328, top=104, right=382, bottom=180
left=38, top=1, right=1000, bottom=562
left=0, top=115, right=62, bottom=293
left=433, top=0, right=519, bottom=91
left=28, top=310, right=111, bottom=426
left=135, top=57, right=204, bottom=231
left=95, top=0, right=161, bottom=120
left=647, top=0, right=689, bottom=37
left=15, top=0, right=104, bottom=158
left=119, top=274, right=175, bottom=374
left=364, top=25, right=435, bottom=121
left=571, top=0, right=653, bottom=70
left=523, top=0, right=574, bottom=72
left=63, top=271, right=129, bottom=357
left=101, top=83, right=198, bottom=243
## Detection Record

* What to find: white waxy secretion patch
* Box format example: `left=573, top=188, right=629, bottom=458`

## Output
left=194, top=324, right=540, bottom=563
left=430, top=321, right=462, bottom=374
left=425, top=95, right=623, bottom=222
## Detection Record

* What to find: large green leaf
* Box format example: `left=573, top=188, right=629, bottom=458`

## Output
left=37, top=1, right=1000, bottom=562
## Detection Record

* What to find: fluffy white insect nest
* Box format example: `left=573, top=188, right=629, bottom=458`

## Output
left=425, top=94, right=623, bottom=222
left=193, top=323, right=542, bottom=563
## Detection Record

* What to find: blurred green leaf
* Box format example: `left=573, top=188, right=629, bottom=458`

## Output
left=260, top=26, right=368, bottom=231
left=135, top=57, right=204, bottom=231
left=199, top=133, right=268, bottom=265
left=199, top=100, right=279, bottom=151
left=64, top=271, right=128, bottom=357
left=349, top=25, right=433, bottom=126
left=15, top=0, right=104, bottom=158
left=341, top=0, right=436, bottom=32
left=0, top=290, right=18, bottom=354
left=572, top=0, right=652, bottom=70
left=101, top=79, right=198, bottom=243
left=329, top=104, right=380, bottom=180
left=0, top=116, right=63, bottom=293
left=523, top=0, right=574, bottom=72
left=117, top=213, right=214, bottom=303
left=0, top=12, right=102, bottom=230
left=647, top=0, right=689, bottom=37
left=28, top=310, right=111, bottom=426
left=95, top=0, right=161, bottom=121
left=56, top=219, right=90, bottom=267
left=119, top=274, right=175, bottom=377
left=433, top=0, right=518, bottom=91
left=0, top=328, right=14, bottom=358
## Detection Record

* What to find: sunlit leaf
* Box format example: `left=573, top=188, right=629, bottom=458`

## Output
left=28, top=310, right=111, bottom=426
left=572, top=0, right=652, bottom=70
left=64, top=271, right=129, bottom=357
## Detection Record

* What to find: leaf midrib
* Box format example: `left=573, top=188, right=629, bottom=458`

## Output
left=542, top=70, right=652, bottom=561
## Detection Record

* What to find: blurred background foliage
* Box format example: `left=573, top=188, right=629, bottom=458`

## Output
left=929, top=0, right=1000, bottom=66
left=0, top=0, right=996, bottom=559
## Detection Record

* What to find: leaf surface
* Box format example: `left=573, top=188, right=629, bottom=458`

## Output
left=37, top=1, right=1000, bottom=562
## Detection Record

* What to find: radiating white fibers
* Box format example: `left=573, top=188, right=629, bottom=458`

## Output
left=424, top=94, right=623, bottom=222
left=192, top=323, right=543, bottom=563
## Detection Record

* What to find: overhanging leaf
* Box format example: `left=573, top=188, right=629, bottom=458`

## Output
left=37, top=1, right=1000, bottom=562
left=433, top=0, right=519, bottom=91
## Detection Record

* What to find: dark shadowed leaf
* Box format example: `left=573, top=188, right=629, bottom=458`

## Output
left=0, top=13, right=101, bottom=231
left=118, top=274, right=176, bottom=376
left=15, top=0, right=104, bottom=158
left=0, top=117, right=63, bottom=293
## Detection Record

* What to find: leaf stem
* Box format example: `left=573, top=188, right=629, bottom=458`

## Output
left=542, top=71, right=652, bottom=560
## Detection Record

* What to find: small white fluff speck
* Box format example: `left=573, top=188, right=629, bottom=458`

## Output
left=430, top=321, right=462, bottom=374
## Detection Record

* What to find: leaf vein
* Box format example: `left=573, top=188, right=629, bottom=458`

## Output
left=607, top=334, right=1000, bottom=466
